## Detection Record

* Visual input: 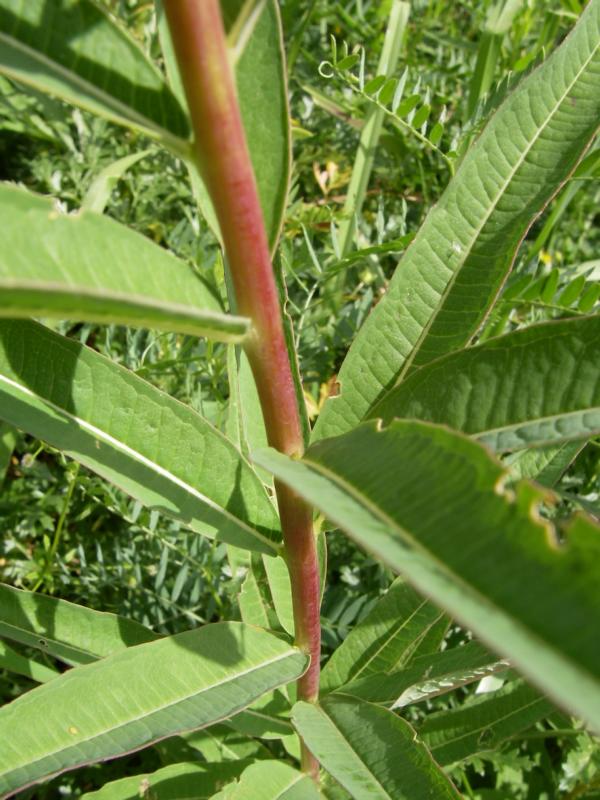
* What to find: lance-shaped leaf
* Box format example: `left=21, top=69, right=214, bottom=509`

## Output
left=372, top=315, right=600, bottom=452
left=0, top=320, right=281, bottom=554
left=227, top=689, right=294, bottom=740
left=0, top=639, right=59, bottom=684
left=0, top=0, right=190, bottom=152
left=342, top=641, right=508, bottom=708
left=292, top=696, right=461, bottom=799
left=262, top=554, right=295, bottom=637
left=0, top=184, right=249, bottom=343
left=0, top=583, right=158, bottom=666
left=321, top=578, right=447, bottom=694
left=211, top=760, right=321, bottom=800
left=506, top=440, right=585, bottom=487
left=254, top=420, right=600, bottom=728
left=156, top=0, right=290, bottom=251
left=81, top=760, right=252, bottom=800
left=419, top=679, right=554, bottom=765
left=234, top=0, right=290, bottom=253
left=313, top=0, right=600, bottom=440
left=0, top=420, right=15, bottom=481
left=0, top=622, right=308, bottom=798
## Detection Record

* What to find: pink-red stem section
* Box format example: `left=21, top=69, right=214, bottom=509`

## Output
left=164, top=0, right=321, bottom=777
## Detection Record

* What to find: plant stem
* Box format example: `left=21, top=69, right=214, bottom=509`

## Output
left=164, top=0, right=321, bottom=776
left=32, top=464, right=79, bottom=592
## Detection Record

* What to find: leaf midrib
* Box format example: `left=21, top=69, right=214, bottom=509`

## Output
left=0, top=31, right=189, bottom=153
left=4, top=647, right=299, bottom=775
left=0, top=373, right=279, bottom=554
left=428, top=694, right=547, bottom=758
left=394, top=34, right=600, bottom=386
left=476, top=404, right=600, bottom=443
left=314, top=703, right=394, bottom=800
left=300, top=452, right=593, bottom=684
left=0, top=279, right=249, bottom=334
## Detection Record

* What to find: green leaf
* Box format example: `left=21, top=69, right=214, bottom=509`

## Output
left=0, top=420, right=16, bottom=482
left=292, top=696, right=461, bottom=799
left=210, top=759, right=321, bottom=800
left=236, top=1, right=290, bottom=252
left=336, top=1, right=409, bottom=260
left=320, top=578, right=446, bottom=694
left=313, top=0, right=600, bottom=440
left=0, top=320, right=281, bottom=555
left=342, top=641, right=507, bottom=708
left=179, top=724, right=270, bottom=763
left=0, top=0, right=189, bottom=153
left=506, top=441, right=584, bottom=487
left=226, top=346, right=271, bottom=483
left=262, top=554, right=295, bottom=637
left=254, top=420, right=600, bottom=728
left=0, top=639, right=59, bottom=684
left=0, top=184, right=249, bottom=343
left=0, top=622, right=308, bottom=797
left=81, top=760, right=251, bottom=800
left=228, top=690, right=294, bottom=740
left=81, top=150, right=152, bottom=214
left=156, top=0, right=289, bottom=252
left=371, top=316, right=600, bottom=452
left=419, top=679, right=554, bottom=765
left=239, top=567, right=271, bottom=629
left=0, top=583, right=157, bottom=666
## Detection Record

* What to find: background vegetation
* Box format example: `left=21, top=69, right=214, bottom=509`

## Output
left=0, top=0, right=598, bottom=796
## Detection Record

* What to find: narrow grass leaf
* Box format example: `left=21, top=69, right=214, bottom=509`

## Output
left=81, top=150, right=152, bottom=214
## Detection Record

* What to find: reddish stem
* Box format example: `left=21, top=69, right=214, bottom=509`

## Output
left=164, top=0, right=321, bottom=777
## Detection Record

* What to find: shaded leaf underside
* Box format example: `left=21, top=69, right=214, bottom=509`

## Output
left=255, top=420, right=600, bottom=728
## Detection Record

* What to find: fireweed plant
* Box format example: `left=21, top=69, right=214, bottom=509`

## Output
left=0, top=0, right=599, bottom=797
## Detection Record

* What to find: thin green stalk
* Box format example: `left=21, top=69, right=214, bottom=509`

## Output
left=287, top=0, right=318, bottom=73
left=337, top=1, right=410, bottom=261
left=164, top=0, right=321, bottom=779
left=32, top=464, right=79, bottom=592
